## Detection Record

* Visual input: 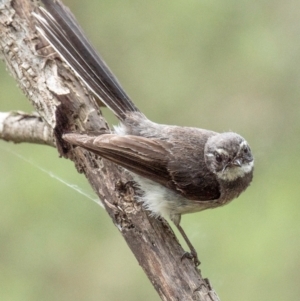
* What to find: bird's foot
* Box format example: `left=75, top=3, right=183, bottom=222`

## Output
left=181, top=251, right=201, bottom=267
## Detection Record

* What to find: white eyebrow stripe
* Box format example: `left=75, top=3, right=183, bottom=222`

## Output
left=239, top=140, right=248, bottom=148
left=215, top=148, right=229, bottom=156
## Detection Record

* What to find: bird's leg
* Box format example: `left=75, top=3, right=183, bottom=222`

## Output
left=175, top=222, right=200, bottom=266
left=171, top=214, right=200, bottom=266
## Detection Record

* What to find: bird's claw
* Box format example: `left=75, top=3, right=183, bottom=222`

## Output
left=181, top=251, right=201, bottom=267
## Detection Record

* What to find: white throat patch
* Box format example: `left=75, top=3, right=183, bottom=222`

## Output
left=216, top=160, right=254, bottom=181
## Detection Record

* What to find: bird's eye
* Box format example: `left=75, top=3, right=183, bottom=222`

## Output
left=243, top=146, right=249, bottom=154
left=215, top=153, right=222, bottom=163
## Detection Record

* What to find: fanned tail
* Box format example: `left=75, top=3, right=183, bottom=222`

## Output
left=33, top=0, right=140, bottom=120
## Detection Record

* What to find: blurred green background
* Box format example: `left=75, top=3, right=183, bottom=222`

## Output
left=1, top=0, right=300, bottom=300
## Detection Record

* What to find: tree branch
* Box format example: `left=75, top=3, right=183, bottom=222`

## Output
left=0, top=0, right=220, bottom=300
left=0, top=111, right=54, bottom=145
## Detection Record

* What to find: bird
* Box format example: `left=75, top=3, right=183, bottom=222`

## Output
left=33, top=0, right=254, bottom=266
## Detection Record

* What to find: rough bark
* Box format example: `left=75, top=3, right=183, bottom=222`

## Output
left=0, top=111, right=54, bottom=145
left=0, top=0, right=220, bottom=300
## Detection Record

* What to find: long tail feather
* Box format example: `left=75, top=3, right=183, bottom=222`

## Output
left=33, top=0, right=140, bottom=120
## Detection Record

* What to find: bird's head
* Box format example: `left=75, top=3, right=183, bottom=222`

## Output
left=205, top=132, right=254, bottom=181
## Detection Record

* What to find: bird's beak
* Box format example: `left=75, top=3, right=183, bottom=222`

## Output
left=232, top=158, right=242, bottom=167
left=222, top=158, right=242, bottom=173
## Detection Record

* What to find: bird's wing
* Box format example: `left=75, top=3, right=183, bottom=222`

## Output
left=64, top=133, right=172, bottom=185
left=64, top=133, right=220, bottom=201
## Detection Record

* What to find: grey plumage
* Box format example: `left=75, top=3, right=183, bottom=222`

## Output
left=34, top=0, right=254, bottom=266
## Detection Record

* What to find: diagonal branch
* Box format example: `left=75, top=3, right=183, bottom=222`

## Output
left=0, top=0, right=220, bottom=300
